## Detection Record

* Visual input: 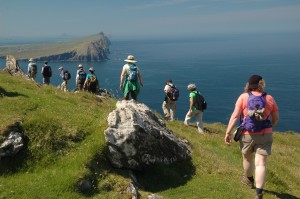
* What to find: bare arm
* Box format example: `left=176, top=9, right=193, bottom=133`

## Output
left=271, top=111, right=279, bottom=127
left=138, top=70, right=143, bottom=87
left=120, top=68, right=126, bottom=90
left=224, top=105, right=242, bottom=145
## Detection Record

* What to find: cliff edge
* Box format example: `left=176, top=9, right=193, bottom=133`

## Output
left=0, top=32, right=110, bottom=62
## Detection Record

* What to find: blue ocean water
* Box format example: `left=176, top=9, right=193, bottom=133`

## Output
left=1, top=33, right=299, bottom=133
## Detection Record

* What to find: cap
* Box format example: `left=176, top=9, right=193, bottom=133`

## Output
left=248, top=75, right=263, bottom=89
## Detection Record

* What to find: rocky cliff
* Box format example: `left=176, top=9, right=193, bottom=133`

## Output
left=0, top=32, right=110, bottom=62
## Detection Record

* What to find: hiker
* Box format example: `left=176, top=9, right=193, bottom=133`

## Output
left=27, top=58, right=37, bottom=81
left=119, top=55, right=143, bottom=100
left=83, top=67, right=98, bottom=93
left=76, top=64, right=86, bottom=90
left=224, top=75, right=279, bottom=199
left=184, top=83, right=205, bottom=133
left=41, top=61, right=52, bottom=85
left=58, top=66, right=71, bottom=92
left=162, top=79, right=178, bottom=121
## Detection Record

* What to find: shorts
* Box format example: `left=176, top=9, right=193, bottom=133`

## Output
left=239, top=133, right=273, bottom=156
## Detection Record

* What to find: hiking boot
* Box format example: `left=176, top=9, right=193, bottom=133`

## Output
left=241, top=175, right=254, bottom=189
left=254, top=193, right=263, bottom=199
left=164, top=116, right=170, bottom=121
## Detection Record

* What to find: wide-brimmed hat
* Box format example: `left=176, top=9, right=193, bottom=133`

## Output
left=58, top=66, right=63, bottom=70
left=29, top=58, right=34, bottom=62
left=89, top=67, right=95, bottom=72
left=124, top=55, right=137, bottom=63
left=248, top=75, right=262, bottom=89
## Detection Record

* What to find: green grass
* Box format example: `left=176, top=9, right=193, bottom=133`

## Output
left=1, top=71, right=300, bottom=199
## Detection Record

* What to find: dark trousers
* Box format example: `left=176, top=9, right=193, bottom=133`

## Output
left=125, top=91, right=137, bottom=100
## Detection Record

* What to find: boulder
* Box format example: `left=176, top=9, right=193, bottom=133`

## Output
left=104, top=100, right=191, bottom=170
left=3, top=55, right=26, bottom=77
left=0, top=131, right=24, bottom=157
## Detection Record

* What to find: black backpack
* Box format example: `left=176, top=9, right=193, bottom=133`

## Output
left=43, top=66, right=52, bottom=77
left=194, top=91, right=207, bottom=111
left=167, top=85, right=180, bottom=101
left=64, top=70, right=71, bottom=80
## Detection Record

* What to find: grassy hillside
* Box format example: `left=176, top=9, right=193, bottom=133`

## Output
left=0, top=71, right=299, bottom=199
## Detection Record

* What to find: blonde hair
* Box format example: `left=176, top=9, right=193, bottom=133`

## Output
left=187, top=83, right=197, bottom=91
left=244, top=79, right=266, bottom=92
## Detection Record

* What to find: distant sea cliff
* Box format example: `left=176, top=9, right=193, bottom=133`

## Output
left=0, top=32, right=110, bottom=62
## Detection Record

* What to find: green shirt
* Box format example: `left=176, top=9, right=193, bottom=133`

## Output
left=189, top=91, right=198, bottom=111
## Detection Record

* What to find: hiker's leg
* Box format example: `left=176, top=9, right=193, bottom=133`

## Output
left=124, top=92, right=130, bottom=100
left=162, top=101, right=170, bottom=118
left=131, top=91, right=137, bottom=100
left=169, top=101, right=176, bottom=121
left=255, top=154, right=267, bottom=189
left=184, top=111, right=193, bottom=126
left=242, top=153, right=254, bottom=178
left=195, top=111, right=204, bottom=132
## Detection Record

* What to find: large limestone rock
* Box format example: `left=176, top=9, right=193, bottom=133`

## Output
left=0, top=131, right=24, bottom=157
left=104, top=100, right=191, bottom=170
left=3, top=55, right=26, bottom=77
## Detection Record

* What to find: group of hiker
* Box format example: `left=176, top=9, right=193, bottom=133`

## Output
left=27, top=54, right=279, bottom=199
left=120, top=56, right=280, bottom=199
left=119, top=55, right=207, bottom=133
left=27, top=58, right=99, bottom=93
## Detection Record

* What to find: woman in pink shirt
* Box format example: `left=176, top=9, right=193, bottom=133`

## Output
left=225, top=75, right=279, bottom=199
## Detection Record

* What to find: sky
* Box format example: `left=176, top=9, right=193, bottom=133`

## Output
left=1, top=0, right=300, bottom=40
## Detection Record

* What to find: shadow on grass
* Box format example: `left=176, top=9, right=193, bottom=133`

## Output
left=265, top=190, right=300, bottom=199
left=0, top=86, right=28, bottom=98
left=133, top=157, right=196, bottom=192
left=80, top=146, right=196, bottom=196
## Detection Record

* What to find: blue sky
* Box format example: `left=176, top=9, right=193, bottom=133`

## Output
left=1, top=0, right=300, bottom=40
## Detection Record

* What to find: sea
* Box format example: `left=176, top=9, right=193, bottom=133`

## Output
left=1, top=33, right=299, bottom=133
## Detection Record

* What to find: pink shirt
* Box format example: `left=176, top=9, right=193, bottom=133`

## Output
left=236, top=91, right=278, bottom=135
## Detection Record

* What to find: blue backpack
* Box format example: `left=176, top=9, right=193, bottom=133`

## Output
left=78, top=70, right=86, bottom=84
left=127, top=64, right=137, bottom=81
left=242, top=92, right=271, bottom=132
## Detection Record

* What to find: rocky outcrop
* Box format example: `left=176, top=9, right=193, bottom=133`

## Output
left=3, top=55, right=26, bottom=77
left=0, top=131, right=24, bottom=158
left=104, top=100, right=191, bottom=170
left=37, top=33, right=110, bottom=62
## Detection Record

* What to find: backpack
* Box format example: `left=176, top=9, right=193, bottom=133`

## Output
left=194, top=91, right=207, bottom=111
left=127, top=64, right=137, bottom=81
left=89, top=74, right=97, bottom=83
left=242, top=92, right=271, bottom=132
left=167, top=84, right=180, bottom=101
left=64, top=70, right=71, bottom=80
left=30, top=63, right=37, bottom=75
left=87, top=74, right=97, bottom=92
left=43, top=66, right=52, bottom=77
left=78, top=70, right=86, bottom=84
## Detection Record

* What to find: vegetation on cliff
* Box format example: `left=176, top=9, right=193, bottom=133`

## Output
left=0, top=33, right=110, bottom=61
left=0, top=71, right=299, bottom=199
